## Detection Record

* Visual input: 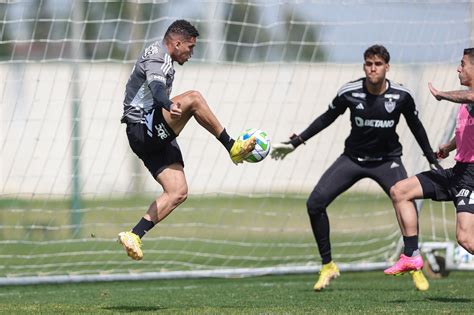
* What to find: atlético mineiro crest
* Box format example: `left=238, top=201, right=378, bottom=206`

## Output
left=384, top=99, right=396, bottom=113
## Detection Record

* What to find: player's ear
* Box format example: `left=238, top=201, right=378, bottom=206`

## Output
left=175, top=35, right=185, bottom=49
left=385, top=63, right=390, bottom=72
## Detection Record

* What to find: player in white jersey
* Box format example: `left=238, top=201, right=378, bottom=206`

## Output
left=118, top=20, right=256, bottom=260
left=385, top=48, right=474, bottom=278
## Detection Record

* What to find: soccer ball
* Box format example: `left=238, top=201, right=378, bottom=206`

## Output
left=239, top=128, right=271, bottom=163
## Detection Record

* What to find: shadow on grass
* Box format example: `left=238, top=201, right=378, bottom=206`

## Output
left=389, top=297, right=472, bottom=304
left=427, top=297, right=472, bottom=303
left=103, top=305, right=166, bottom=312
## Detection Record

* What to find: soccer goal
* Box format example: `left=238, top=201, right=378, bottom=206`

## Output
left=0, top=0, right=472, bottom=285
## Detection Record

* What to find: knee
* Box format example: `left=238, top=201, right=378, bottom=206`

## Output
left=187, top=90, right=205, bottom=107
left=390, top=182, right=405, bottom=203
left=169, top=187, right=188, bottom=207
left=306, top=195, right=326, bottom=216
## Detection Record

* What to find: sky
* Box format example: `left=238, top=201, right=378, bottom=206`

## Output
left=2, top=0, right=472, bottom=63
left=301, top=1, right=471, bottom=63
left=181, top=0, right=472, bottom=63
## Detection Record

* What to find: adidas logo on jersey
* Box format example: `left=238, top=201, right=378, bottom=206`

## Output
left=455, top=190, right=474, bottom=205
left=469, top=192, right=474, bottom=204
left=356, top=103, right=364, bottom=110
left=390, top=162, right=400, bottom=169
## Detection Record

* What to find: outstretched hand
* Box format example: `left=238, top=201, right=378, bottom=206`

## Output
left=428, top=82, right=442, bottom=101
left=170, top=102, right=182, bottom=119
left=270, top=142, right=295, bottom=160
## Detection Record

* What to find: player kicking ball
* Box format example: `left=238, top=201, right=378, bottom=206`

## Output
left=272, top=45, right=437, bottom=291
left=118, top=20, right=255, bottom=260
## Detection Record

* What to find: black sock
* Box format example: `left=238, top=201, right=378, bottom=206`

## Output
left=403, top=235, right=419, bottom=257
left=131, top=217, right=155, bottom=239
left=217, top=128, right=235, bottom=152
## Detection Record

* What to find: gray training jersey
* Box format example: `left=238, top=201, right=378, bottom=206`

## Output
left=121, top=40, right=175, bottom=124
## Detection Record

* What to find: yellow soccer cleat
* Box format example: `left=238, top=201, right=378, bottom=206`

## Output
left=314, top=261, right=340, bottom=291
left=230, top=136, right=256, bottom=164
left=118, top=231, right=143, bottom=260
left=410, top=270, right=429, bottom=291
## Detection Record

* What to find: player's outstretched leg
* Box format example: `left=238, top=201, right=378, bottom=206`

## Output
left=229, top=136, right=256, bottom=164
left=410, top=270, right=429, bottom=291
left=166, top=91, right=256, bottom=164
left=384, top=254, right=424, bottom=275
left=118, top=231, right=143, bottom=260
left=313, top=261, right=340, bottom=291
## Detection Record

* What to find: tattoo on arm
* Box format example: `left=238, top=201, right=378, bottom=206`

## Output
left=448, top=137, right=457, bottom=151
left=440, top=90, right=474, bottom=104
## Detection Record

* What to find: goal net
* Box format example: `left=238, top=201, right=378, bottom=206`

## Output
left=0, top=0, right=471, bottom=284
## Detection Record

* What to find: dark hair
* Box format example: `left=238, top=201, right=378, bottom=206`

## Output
left=164, top=19, right=199, bottom=40
left=364, top=45, right=390, bottom=64
left=464, top=48, right=474, bottom=64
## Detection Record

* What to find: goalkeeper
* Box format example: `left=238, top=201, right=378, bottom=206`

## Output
left=385, top=48, right=474, bottom=277
left=271, top=45, right=439, bottom=291
left=118, top=20, right=255, bottom=260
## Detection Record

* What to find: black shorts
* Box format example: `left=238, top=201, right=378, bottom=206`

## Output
left=307, top=154, right=409, bottom=209
left=126, top=108, right=184, bottom=178
left=416, top=162, right=474, bottom=214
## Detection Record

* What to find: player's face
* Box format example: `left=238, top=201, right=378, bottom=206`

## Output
left=363, top=55, right=389, bottom=86
left=172, top=37, right=196, bottom=65
left=457, top=54, right=474, bottom=88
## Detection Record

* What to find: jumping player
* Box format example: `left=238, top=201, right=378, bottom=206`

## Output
left=271, top=45, right=438, bottom=291
left=118, top=20, right=256, bottom=260
left=385, top=48, right=474, bottom=277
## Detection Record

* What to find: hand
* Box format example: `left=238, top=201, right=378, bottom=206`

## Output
left=428, top=82, right=442, bottom=101
left=170, top=102, right=182, bottom=119
left=436, top=143, right=451, bottom=159
left=270, top=142, right=295, bottom=160
left=425, top=151, right=442, bottom=170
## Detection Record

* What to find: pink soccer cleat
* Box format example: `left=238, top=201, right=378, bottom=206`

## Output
left=384, top=254, right=424, bottom=276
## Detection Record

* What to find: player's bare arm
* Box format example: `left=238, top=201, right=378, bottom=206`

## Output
left=429, top=82, right=474, bottom=103
left=436, top=137, right=456, bottom=159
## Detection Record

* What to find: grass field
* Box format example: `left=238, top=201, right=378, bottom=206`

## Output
left=0, top=194, right=458, bottom=278
left=0, top=195, right=470, bottom=313
left=0, top=271, right=472, bottom=314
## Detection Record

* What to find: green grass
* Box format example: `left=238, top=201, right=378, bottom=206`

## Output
left=0, top=194, right=469, bottom=313
left=0, top=194, right=457, bottom=277
left=0, top=272, right=472, bottom=314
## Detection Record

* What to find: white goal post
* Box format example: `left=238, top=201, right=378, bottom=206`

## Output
left=0, top=0, right=472, bottom=285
